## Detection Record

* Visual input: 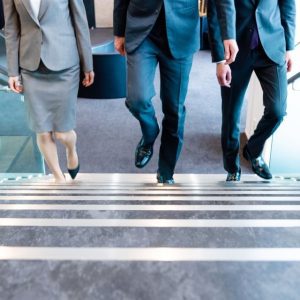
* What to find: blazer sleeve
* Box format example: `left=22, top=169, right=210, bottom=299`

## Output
left=3, top=0, right=20, bottom=77
left=207, top=0, right=226, bottom=62
left=279, top=0, right=296, bottom=51
left=215, top=0, right=236, bottom=40
left=113, top=0, right=130, bottom=37
left=69, top=0, right=93, bottom=72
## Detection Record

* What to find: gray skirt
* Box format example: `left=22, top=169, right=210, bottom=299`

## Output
left=21, top=62, right=80, bottom=133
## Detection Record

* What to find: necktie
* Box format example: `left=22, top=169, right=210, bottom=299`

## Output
left=250, top=26, right=259, bottom=49
left=250, top=0, right=260, bottom=49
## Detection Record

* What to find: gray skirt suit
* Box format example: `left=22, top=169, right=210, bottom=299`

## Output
left=4, top=0, right=93, bottom=133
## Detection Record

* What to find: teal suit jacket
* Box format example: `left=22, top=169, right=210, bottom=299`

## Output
left=208, top=0, right=296, bottom=65
left=114, top=0, right=236, bottom=59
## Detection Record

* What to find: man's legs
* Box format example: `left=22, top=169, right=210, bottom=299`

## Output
left=157, top=52, right=193, bottom=179
left=126, top=39, right=160, bottom=145
left=221, top=62, right=253, bottom=173
left=247, top=61, right=287, bottom=158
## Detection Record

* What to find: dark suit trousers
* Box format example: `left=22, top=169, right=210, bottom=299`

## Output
left=126, top=38, right=193, bottom=178
left=221, top=45, right=287, bottom=173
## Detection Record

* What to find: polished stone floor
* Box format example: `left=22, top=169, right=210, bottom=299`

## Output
left=1, top=174, right=300, bottom=300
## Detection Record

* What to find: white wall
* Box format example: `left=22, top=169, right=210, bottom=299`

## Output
left=94, top=0, right=113, bottom=28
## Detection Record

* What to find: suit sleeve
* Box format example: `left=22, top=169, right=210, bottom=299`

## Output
left=113, top=0, right=130, bottom=37
left=215, top=0, right=236, bottom=40
left=3, top=0, right=20, bottom=77
left=69, top=0, right=93, bottom=72
left=278, top=0, right=296, bottom=51
left=207, top=0, right=226, bottom=62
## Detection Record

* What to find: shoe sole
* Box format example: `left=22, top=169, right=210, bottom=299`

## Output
left=251, top=167, right=272, bottom=180
left=243, top=147, right=272, bottom=180
left=135, top=150, right=153, bottom=169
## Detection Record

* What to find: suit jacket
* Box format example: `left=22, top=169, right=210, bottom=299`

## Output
left=4, top=0, right=93, bottom=76
left=113, top=0, right=236, bottom=59
left=208, top=0, right=296, bottom=65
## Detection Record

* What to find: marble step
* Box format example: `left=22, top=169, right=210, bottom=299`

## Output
left=2, top=226, right=300, bottom=248
left=1, top=173, right=300, bottom=186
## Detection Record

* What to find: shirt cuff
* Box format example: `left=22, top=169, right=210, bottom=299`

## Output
left=215, top=60, right=226, bottom=64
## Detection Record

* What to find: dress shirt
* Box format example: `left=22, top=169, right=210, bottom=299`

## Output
left=29, top=0, right=41, bottom=19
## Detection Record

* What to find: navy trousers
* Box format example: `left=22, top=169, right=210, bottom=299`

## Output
left=126, top=38, right=193, bottom=178
left=221, top=45, right=287, bottom=173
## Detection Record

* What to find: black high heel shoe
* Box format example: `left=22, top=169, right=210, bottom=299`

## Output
left=68, top=163, right=80, bottom=180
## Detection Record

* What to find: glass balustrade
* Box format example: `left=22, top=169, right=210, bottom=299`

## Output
left=0, top=31, right=45, bottom=182
left=268, top=43, right=300, bottom=174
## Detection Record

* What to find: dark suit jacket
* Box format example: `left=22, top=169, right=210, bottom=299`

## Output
left=114, top=0, right=236, bottom=59
left=208, top=0, right=296, bottom=65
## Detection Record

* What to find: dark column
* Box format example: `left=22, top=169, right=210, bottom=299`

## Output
left=83, top=0, right=96, bottom=28
left=0, top=0, right=4, bottom=30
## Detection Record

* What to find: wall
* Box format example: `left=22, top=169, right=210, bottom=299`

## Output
left=95, top=0, right=113, bottom=28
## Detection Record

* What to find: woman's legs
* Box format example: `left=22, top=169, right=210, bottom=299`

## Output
left=54, top=130, right=79, bottom=170
left=36, top=132, right=66, bottom=183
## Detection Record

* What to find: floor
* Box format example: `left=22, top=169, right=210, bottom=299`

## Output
left=1, top=174, right=300, bottom=300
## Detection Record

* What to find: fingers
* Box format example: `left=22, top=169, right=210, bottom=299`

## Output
left=226, top=69, right=232, bottom=87
left=224, top=44, right=230, bottom=62
left=225, top=44, right=237, bottom=65
left=223, top=40, right=239, bottom=65
left=118, top=44, right=126, bottom=56
left=114, top=36, right=126, bottom=56
left=287, top=59, right=293, bottom=72
left=217, top=64, right=232, bottom=87
left=82, top=71, right=95, bottom=87
left=9, top=77, right=23, bottom=93
left=217, top=73, right=231, bottom=87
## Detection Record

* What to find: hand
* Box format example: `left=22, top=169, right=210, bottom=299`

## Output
left=82, top=71, right=95, bottom=87
left=216, top=62, right=232, bottom=87
left=286, top=51, right=293, bottom=72
left=223, top=39, right=239, bottom=65
left=8, top=76, right=23, bottom=93
left=114, top=36, right=126, bottom=56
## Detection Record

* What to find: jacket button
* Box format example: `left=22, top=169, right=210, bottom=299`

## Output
left=155, top=9, right=159, bottom=14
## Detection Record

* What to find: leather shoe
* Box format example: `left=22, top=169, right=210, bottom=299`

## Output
left=135, top=138, right=154, bottom=168
left=226, top=169, right=241, bottom=182
left=243, top=146, right=272, bottom=180
left=157, top=173, right=175, bottom=185
left=68, top=163, right=80, bottom=180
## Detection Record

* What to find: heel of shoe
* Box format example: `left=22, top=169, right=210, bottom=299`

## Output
left=68, top=164, right=80, bottom=180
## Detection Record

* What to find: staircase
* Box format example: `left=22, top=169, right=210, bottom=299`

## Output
left=1, top=174, right=300, bottom=300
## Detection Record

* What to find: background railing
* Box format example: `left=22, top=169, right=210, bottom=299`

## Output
left=0, top=31, right=45, bottom=182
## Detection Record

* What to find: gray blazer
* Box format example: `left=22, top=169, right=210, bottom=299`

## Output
left=4, top=0, right=93, bottom=76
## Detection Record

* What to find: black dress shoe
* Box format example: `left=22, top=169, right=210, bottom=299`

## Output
left=226, top=170, right=241, bottom=182
left=243, top=146, right=272, bottom=180
left=135, top=138, right=154, bottom=168
left=68, top=163, right=80, bottom=180
left=156, top=173, right=175, bottom=185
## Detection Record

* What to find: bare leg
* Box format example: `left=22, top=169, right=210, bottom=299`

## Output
left=54, top=130, right=79, bottom=170
left=36, top=132, right=66, bottom=183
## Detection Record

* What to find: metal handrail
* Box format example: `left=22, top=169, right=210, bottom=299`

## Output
left=288, top=72, right=300, bottom=85
left=0, top=85, right=10, bottom=92
left=0, top=65, right=8, bottom=78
